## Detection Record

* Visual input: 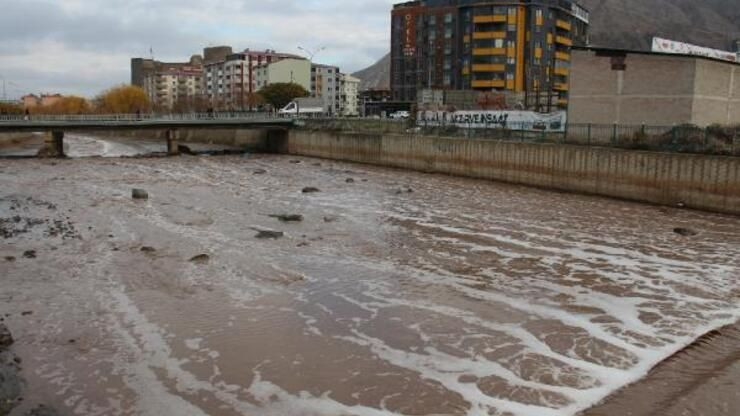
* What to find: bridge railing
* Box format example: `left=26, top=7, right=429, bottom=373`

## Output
left=0, top=112, right=292, bottom=123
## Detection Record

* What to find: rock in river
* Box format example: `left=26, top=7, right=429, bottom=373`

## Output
left=269, top=214, right=304, bottom=222
left=674, top=227, right=698, bottom=237
left=26, top=405, right=63, bottom=416
left=302, top=187, right=320, bottom=194
left=131, top=189, right=149, bottom=200
left=255, top=230, right=284, bottom=239
left=0, top=324, right=13, bottom=349
left=189, top=254, right=210, bottom=264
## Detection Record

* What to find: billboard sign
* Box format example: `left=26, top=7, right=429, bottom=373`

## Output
left=652, top=37, right=738, bottom=63
left=417, top=110, right=567, bottom=132
left=402, top=10, right=420, bottom=57
left=571, top=3, right=589, bottom=24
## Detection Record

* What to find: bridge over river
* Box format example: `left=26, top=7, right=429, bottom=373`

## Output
left=0, top=113, right=296, bottom=156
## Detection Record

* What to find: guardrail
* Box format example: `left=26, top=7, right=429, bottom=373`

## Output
left=0, top=112, right=289, bottom=123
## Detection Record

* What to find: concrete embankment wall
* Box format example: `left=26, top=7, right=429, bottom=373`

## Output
left=0, top=132, right=39, bottom=147
left=285, top=130, right=740, bottom=215
left=88, top=129, right=272, bottom=150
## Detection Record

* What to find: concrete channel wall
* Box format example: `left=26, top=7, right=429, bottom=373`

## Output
left=285, top=130, right=740, bottom=215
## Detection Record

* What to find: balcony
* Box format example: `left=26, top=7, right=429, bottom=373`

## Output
left=472, top=64, right=505, bottom=72
left=555, top=51, right=570, bottom=61
left=472, top=48, right=506, bottom=56
left=556, top=36, right=573, bottom=46
left=555, top=19, right=571, bottom=31
left=471, top=79, right=505, bottom=88
left=473, top=15, right=507, bottom=24
left=554, top=67, right=569, bottom=76
left=553, top=82, right=569, bottom=91
left=472, top=31, right=506, bottom=40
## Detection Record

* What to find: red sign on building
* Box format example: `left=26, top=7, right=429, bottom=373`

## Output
left=403, top=14, right=416, bottom=57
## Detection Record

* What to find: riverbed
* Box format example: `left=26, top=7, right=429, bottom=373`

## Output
left=1, top=134, right=739, bottom=416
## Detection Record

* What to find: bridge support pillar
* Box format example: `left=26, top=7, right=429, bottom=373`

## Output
left=40, top=131, right=65, bottom=158
left=166, top=129, right=179, bottom=156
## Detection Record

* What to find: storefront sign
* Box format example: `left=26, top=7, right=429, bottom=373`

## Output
left=652, top=37, right=738, bottom=63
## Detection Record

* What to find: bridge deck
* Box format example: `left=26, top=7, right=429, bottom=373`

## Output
left=0, top=114, right=296, bottom=132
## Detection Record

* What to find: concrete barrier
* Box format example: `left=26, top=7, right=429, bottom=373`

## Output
left=286, top=130, right=740, bottom=216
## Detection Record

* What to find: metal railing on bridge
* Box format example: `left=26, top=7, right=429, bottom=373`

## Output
left=0, top=112, right=288, bottom=123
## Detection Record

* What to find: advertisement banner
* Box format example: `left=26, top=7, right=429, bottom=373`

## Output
left=417, top=110, right=567, bottom=132
left=652, top=37, right=738, bottom=63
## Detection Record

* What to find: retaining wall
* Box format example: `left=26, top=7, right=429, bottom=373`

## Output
left=285, top=130, right=740, bottom=215
left=88, top=129, right=272, bottom=150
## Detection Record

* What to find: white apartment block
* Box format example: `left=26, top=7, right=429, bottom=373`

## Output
left=204, top=49, right=303, bottom=110
left=143, top=68, right=203, bottom=111
left=339, top=74, right=361, bottom=116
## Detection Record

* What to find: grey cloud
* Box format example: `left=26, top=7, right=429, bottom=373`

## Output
left=0, top=0, right=394, bottom=97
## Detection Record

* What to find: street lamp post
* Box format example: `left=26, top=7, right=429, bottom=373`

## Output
left=298, top=45, right=327, bottom=95
left=298, top=46, right=327, bottom=114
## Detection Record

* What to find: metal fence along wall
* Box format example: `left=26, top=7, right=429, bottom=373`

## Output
left=301, top=119, right=740, bottom=156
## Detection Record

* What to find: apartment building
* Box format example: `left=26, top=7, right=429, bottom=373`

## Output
left=132, top=55, right=204, bottom=110
left=204, top=48, right=304, bottom=110
left=390, top=0, right=589, bottom=108
left=339, top=74, right=361, bottom=116
left=255, top=58, right=312, bottom=92
left=311, top=64, right=342, bottom=115
left=142, top=66, right=203, bottom=111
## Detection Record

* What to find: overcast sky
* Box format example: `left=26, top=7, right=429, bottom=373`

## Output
left=0, top=0, right=395, bottom=99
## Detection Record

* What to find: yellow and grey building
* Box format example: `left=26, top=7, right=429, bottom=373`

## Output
left=391, top=0, right=589, bottom=107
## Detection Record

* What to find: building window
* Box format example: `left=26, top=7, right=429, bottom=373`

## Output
left=429, top=15, right=436, bottom=26
left=444, top=13, right=453, bottom=24
left=508, top=24, right=516, bottom=32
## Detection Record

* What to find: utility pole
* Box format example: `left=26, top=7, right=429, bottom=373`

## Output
left=0, top=74, right=6, bottom=101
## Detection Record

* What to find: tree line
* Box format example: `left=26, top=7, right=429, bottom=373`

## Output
left=0, top=82, right=310, bottom=115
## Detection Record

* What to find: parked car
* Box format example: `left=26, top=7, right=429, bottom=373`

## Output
left=390, top=111, right=410, bottom=120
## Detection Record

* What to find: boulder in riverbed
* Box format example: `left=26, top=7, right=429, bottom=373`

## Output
left=255, top=230, right=284, bottom=239
left=22, top=250, right=36, bottom=259
left=269, top=214, right=303, bottom=222
left=131, top=189, right=149, bottom=200
left=302, top=187, right=320, bottom=194
left=189, top=254, right=210, bottom=264
left=673, top=227, right=698, bottom=237
left=26, top=405, right=63, bottom=416
left=0, top=324, right=12, bottom=349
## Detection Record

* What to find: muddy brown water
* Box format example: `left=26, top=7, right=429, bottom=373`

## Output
left=1, top=134, right=739, bottom=416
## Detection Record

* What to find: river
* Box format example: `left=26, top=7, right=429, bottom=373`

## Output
left=1, top=134, right=739, bottom=416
